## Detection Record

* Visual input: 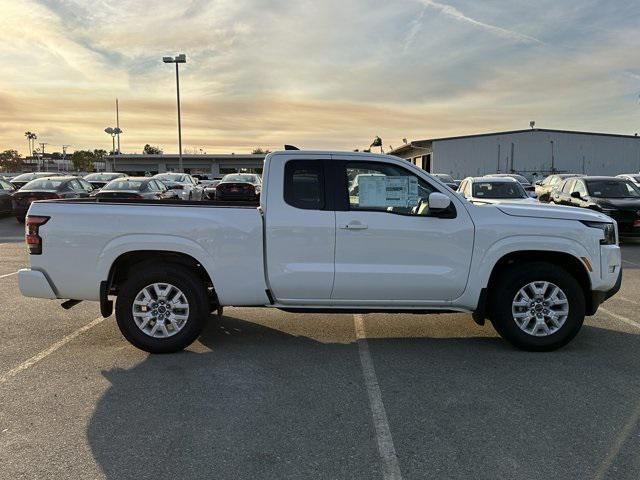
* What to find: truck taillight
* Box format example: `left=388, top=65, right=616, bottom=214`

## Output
left=25, top=215, right=50, bottom=255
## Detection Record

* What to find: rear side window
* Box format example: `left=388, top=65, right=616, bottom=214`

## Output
left=284, top=160, right=325, bottom=210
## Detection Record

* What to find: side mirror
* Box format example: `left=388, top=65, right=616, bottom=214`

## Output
left=428, top=192, right=451, bottom=211
left=570, top=191, right=581, bottom=199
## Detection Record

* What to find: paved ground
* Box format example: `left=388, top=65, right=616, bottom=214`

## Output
left=1, top=215, right=640, bottom=479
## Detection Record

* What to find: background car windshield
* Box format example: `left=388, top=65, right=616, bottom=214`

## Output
left=11, top=173, right=36, bottom=182
left=222, top=174, right=254, bottom=183
left=435, top=174, right=455, bottom=183
left=509, top=174, right=529, bottom=184
left=85, top=173, right=122, bottom=181
left=105, top=180, right=144, bottom=190
left=0, top=179, right=12, bottom=190
left=22, top=179, right=66, bottom=190
left=155, top=174, right=185, bottom=182
left=472, top=182, right=526, bottom=198
left=586, top=180, right=640, bottom=198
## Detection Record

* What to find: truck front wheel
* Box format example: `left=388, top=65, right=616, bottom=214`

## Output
left=489, top=262, right=585, bottom=351
left=115, top=264, right=208, bottom=353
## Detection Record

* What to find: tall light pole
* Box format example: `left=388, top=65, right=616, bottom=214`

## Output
left=105, top=127, right=122, bottom=172
left=163, top=53, right=186, bottom=173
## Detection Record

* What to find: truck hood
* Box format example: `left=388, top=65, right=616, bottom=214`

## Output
left=496, top=203, right=612, bottom=222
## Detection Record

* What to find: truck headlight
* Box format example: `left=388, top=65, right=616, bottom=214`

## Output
left=581, top=221, right=617, bottom=245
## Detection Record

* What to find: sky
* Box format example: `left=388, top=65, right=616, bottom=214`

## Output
left=0, top=0, right=639, bottom=156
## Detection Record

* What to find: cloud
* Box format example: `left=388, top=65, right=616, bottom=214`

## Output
left=418, top=0, right=544, bottom=45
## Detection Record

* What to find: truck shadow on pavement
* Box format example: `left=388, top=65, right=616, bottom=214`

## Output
left=87, top=314, right=640, bottom=480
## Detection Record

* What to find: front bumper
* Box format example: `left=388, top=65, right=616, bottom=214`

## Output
left=18, top=269, right=57, bottom=299
left=588, top=267, right=622, bottom=316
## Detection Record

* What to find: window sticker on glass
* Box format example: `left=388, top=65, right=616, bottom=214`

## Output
left=358, top=176, right=419, bottom=208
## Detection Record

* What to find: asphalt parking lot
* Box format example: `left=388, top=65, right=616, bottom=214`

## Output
left=1, top=216, right=640, bottom=480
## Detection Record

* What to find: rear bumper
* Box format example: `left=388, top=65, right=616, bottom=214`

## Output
left=18, top=269, right=57, bottom=299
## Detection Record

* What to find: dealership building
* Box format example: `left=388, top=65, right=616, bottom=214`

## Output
left=389, top=128, right=640, bottom=181
left=104, top=153, right=266, bottom=176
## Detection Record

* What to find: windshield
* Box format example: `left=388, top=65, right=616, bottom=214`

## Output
left=222, top=174, right=257, bottom=183
left=434, top=174, right=455, bottom=183
left=508, top=174, right=530, bottom=185
left=0, top=179, right=13, bottom=190
left=472, top=181, right=527, bottom=199
left=155, top=174, right=186, bottom=183
left=104, top=179, right=144, bottom=190
left=85, top=173, right=123, bottom=181
left=22, top=178, right=66, bottom=190
left=586, top=180, right=640, bottom=198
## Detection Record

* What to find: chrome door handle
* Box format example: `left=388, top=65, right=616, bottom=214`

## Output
left=339, top=222, right=368, bottom=230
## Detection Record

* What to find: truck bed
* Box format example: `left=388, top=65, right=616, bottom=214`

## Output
left=26, top=199, right=270, bottom=306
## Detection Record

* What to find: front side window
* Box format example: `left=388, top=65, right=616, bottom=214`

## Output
left=284, top=160, right=325, bottom=210
left=587, top=180, right=640, bottom=198
left=345, top=161, right=435, bottom=215
left=574, top=181, right=588, bottom=197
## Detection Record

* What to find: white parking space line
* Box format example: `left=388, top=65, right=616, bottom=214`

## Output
left=617, top=296, right=640, bottom=307
left=622, top=259, right=640, bottom=267
left=600, top=308, right=640, bottom=330
left=0, top=317, right=105, bottom=386
left=353, top=314, right=403, bottom=480
left=0, top=236, right=25, bottom=242
left=0, top=271, right=18, bottom=279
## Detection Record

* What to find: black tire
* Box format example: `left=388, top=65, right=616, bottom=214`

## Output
left=16, top=216, right=25, bottom=224
left=489, top=262, right=585, bottom=351
left=115, top=263, right=208, bottom=353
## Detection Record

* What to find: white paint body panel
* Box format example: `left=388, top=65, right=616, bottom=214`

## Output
left=20, top=150, right=621, bottom=314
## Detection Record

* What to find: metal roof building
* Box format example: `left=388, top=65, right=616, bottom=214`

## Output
left=104, top=153, right=266, bottom=176
left=389, top=128, right=640, bottom=181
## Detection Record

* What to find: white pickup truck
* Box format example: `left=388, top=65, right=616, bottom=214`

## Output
left=18, top=150, right=622, bottom=353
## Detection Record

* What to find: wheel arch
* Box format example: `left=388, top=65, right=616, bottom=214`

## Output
left=486, top=250, right=592, bottom=315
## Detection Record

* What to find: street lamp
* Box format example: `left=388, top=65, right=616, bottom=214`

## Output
left=105, top=127, right=122, bottom=171
left=163, top=53, right=186, bottom=173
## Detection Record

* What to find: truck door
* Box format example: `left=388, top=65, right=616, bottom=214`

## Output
left=264, top=155, right=336, bottom=301
left=331, top=157, right=474, bottom=303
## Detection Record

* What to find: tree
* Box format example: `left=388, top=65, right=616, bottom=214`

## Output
left=0, top=149, right=23, bottom=172
left=70, top=150, right=95, bottom=172
left=251, top=148, right=271, bottom=154
left=143, top=144, right=163, bottom=155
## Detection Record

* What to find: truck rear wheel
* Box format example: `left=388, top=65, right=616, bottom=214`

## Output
left=489, top=262, right=585, bottom=351
left=115, top=264, right=208, bottom=353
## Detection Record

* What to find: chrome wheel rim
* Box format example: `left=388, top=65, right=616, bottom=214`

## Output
left=132, top=283, right=190, bottom=338
left=512, top=281, right=569, bottom=337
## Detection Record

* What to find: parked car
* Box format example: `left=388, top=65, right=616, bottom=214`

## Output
left=432, top=173, right=459, bottom=190
left=214, top=173, right=261, bottom=201
left=12, top=176, right=92, bottom=221
left=535, top=174, right=583, bottom=202
left=0, top=178, right=16, bottom=214
left=551, top=176, right=640, bottom=238
left=203, top=180, right=222, bottom=200
left=18, top=150, right=621, bottom=354
left=152, top=173, right=204, bottom=200
left=84, top=172, right=127, bottom=190
left=10, top=172, right=63, bottom=190
left=487, top=173, right=535, bottom=194
left=95, top=177, right=174, bottom=200
left=458, top=177, right=538, bottom=205
left=616, top=174, right=640, bottom=187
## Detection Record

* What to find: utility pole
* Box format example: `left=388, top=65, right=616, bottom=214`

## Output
left=62, top=145, right=71, bottom=172
left=39, top=142, right=48, bottom=172
left=163, top=54, right=187, bottom=172
left=116, top=98, right=121, bottom=154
